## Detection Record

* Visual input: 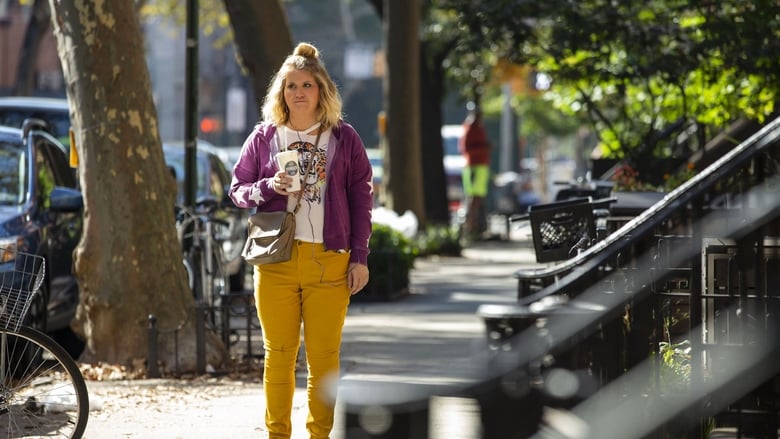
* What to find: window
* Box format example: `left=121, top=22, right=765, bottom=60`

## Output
left=0, top=108, right=71, bottom=143
left=0, top=141, right=26, bottom=205
left=35, top=136, right=76, bottom=188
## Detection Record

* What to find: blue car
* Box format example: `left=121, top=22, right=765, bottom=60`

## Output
left=0, top=119, right=83, bottom=333
left=0, top=97, right=72, bottom=147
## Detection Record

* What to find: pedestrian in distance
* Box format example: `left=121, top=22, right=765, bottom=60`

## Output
left=459, top=103, right=492, bottom=239
left=228, top=42, right=373, bottom=439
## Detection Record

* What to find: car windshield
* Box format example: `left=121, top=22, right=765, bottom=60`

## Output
left=0, top=109, right=71, bottom=146
left=0, top=141, right=27, bottom=205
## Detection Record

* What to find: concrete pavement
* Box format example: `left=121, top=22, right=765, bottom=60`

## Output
left=84, top=229, right=540, bottom=438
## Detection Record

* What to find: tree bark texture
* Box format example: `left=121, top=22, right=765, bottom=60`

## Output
left=384, top=0, right=425, bottom=225
left=222, top=0, right=293, bottom=112
left=48, top=0, right=225, bottom=370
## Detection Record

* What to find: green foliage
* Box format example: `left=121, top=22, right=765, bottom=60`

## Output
left=369, top=224, right=419, bottom=264
left=658, top=339, right=691, bottom=392
left=415, top=224, right=462, bottom=257
left=425, top=0, right=779, bottom=186
left=140, top=0, right=233, bottom=47
left=512, top=94, right=583, bottom=140
left=366, top=224, right=419, bottom=297
left=424, top=0, right=534, bottom=103
left=663, top=162, right=697, bottom=192
left=531, top=0, right=779, bottom=169
left=365, top=222, right=465, bottom=298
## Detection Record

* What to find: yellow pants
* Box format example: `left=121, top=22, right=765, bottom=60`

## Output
left=255, top=241, right=351, bottom=439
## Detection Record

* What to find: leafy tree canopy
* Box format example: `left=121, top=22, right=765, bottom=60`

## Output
left=139, top=0, right=232, bottom=47
left=425, top=0, right=779, bottom=181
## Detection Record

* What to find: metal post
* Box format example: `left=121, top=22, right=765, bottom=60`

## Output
left=499, top=84, right=513, bottom=173
left=174, top=329, right=181, bottom=377
left=221, top=301, right=230, bottom=348
left=195, top=303, right=205, bottom=374
left=147, top=314, right=160, bottom=378
left=184, top=0, right=198, bottom=210
left=246, top=302, right=253, bottom=358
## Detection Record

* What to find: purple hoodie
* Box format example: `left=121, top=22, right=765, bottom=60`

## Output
left=229, top=121, right=373, bottom=265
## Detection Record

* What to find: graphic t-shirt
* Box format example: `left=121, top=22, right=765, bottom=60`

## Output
left=280, top=123, right=330, bottom=243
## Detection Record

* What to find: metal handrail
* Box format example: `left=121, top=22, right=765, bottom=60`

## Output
left=513, top=115, right=780, bottom=306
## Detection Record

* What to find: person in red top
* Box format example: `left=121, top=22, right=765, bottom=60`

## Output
left=459, top=104, right=491, bottom=238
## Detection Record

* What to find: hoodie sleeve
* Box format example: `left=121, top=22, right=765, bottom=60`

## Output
left=344, top=125, right=374, bottom=265
left=229, top=124, right=279, bottom=208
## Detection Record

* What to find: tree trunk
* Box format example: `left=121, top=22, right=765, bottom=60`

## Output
left=419, top=42, right=450, bottom=224
left=48, top=0, right=225, bottom=371
left=384, top=0, right=425, bottom=225
left=222, top=0, right=293, bottom=110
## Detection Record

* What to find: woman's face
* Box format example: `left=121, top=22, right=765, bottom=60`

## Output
left=284, top=69, right=320, bottom=126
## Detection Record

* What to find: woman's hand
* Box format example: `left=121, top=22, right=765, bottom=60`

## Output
left=348, top=263, right=369, bottom=295
left=272, top=170, right=294, bottom=194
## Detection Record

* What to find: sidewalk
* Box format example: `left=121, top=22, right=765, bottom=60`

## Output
left=83, top=231, right=539, bottom=438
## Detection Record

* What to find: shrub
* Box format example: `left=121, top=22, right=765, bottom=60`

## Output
left=415, top=224, right=462, bottom=256
left=361, top=224, right=419, bottom=300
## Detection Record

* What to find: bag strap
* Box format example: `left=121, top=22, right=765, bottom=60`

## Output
left=291, top=128, right=322, bottom=215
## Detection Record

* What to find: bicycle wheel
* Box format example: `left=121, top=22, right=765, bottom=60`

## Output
left=206, top=245, right=229, bottom=310
left=182, top=256, right=196, bottom=294
left=184, top=250, right=203, bottom=302
left=0, top=325, right=89, bottom=438
left=204, top=246, right=230, bottom=338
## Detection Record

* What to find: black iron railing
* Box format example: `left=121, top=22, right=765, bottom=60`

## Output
left=474, top=115, right=780, bottom=438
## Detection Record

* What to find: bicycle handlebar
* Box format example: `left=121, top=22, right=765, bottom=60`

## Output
left=175, top=200, right=231, bottom=235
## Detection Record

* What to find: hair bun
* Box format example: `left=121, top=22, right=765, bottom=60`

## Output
left=294, top=42, right=319, bottom=60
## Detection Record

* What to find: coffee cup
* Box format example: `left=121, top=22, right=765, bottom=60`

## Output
left=276, top=150, right=301, bottom=192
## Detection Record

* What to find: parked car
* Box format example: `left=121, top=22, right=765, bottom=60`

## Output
left=0, top=97, right=72, bottom=147
left=162, top=142, right=250, bottom=292
left=442, top=124, right=466, bottom=210
left=212, top=145, right=243, bottom=172
left=0, top=120, right=83, bottom=334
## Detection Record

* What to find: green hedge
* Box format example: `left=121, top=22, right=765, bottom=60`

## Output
left=358, top=222, right=461, bottom=301
left=359, top=224, right=418, bottom=301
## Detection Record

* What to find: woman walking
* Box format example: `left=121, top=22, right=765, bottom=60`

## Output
left=229, top=42, right=373, bottom=438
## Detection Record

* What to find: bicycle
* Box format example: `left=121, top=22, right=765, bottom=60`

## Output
left=175, top=199, right=231, bottom=335
left=0, top=245, right=89, bottom=438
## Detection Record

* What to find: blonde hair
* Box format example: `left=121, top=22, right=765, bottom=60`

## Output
left=261, top=42, right=342, bottom=131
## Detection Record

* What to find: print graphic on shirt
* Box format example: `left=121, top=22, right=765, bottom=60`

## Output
left=289, top=140, right=326, bottom=204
